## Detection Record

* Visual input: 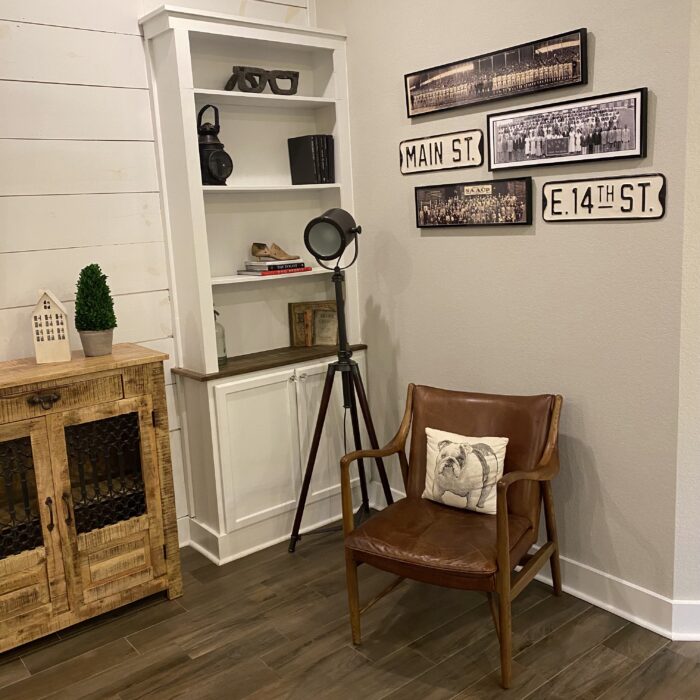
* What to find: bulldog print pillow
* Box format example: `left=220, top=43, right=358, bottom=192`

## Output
left=422, top=428, right=508, bottom=515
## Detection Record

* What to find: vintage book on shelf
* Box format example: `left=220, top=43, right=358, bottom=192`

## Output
left=237, top=266, right=313, bottom=277
left=245, top=260, right=307, bottom=271
left=288, top=135, right=335, bottom=185
left=314, top=308, right=339, bottom=345
left=0, top=343, right=182, bottom=653
left=289, top=300, right=338, bottom=346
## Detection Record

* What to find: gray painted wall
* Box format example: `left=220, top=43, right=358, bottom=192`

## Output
left=317, top=0, right=693, bottom=598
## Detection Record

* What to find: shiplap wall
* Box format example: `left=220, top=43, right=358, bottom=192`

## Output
left=0, top=0, right=310, bottom=531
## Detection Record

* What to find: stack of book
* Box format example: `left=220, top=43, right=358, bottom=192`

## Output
left=287, top=135, right=335, bottom=185
left=237, top=260, right=312, bottom=277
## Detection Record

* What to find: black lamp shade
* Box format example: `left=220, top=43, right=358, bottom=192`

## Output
left=304, top=208, right=360, bottom=261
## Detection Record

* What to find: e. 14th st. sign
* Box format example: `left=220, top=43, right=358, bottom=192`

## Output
left=400, top=129, right=483, bottom=175
left=542, top=174, right=666, bottom=221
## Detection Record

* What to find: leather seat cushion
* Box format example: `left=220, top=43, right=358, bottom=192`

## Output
left=345, top=498, right=535, bottom=584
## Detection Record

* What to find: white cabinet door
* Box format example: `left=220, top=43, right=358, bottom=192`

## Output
left=214, top=368, right=301, bottom=533
left=296, top=353, right=368, bottom=511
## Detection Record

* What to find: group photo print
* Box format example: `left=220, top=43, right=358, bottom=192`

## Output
left=487, top=88, right=647, bottom=170
left=404, top=28, right=587, bottom=117
left=415, top=178, right=532, bottom=228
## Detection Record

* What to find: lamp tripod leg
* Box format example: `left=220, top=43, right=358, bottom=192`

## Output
left=351, top=364, right=394, bottom=506
left=347, top=377, right=371, bottom=514
left=288, top=365, right=336, bottom=552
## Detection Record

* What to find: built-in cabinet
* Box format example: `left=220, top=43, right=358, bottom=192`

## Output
left=216, top=353, right=367, bottom=535
left=178, top=350, right=366, bottom=563
left=141, top=8, right=368, bottom=563
left=0, top=345, right=182, bottom=652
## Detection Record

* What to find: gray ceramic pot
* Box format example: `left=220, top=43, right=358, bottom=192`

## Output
left=79, top=329, right=114, bottom=357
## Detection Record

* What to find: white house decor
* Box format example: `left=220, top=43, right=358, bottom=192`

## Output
left=31, top=290, right=71, bottom=364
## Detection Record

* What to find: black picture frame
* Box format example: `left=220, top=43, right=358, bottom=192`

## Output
left=415, top=177, right=533, bottom=228
left=541, top=173, right=666, bottom=222
left=404, top=28, right=587, bottom=118
left=399, top=128, right=484, bottom=175
left=486, top=87, right=648, bottom=171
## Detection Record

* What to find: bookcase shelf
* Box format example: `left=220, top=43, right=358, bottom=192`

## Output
left=142, top=5, right=360, bottom=565
left=211, top=268, right=331, bottom=285
left=143, top=6, right=356, bottom=372
left=193, top=89, right=337, bottom=110
left=203, top=183, right=340, bottom=194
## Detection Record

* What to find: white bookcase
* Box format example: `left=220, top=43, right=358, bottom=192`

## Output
left=141, top=6, right=365, bottom=563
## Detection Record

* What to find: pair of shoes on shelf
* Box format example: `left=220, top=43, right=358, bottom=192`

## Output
left=251, top=242, right=300, bottom=261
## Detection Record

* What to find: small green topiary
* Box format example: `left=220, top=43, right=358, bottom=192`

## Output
left=74, top=264, right=117, bottom=332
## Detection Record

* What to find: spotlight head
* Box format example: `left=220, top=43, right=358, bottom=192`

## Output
left=304, top=208, right=361, bottom=262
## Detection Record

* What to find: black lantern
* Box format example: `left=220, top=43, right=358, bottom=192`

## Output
left=197, top=104, right=233, bottom=186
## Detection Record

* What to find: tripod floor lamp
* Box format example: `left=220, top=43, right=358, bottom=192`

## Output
left=288, top=208, right=394, bottom=553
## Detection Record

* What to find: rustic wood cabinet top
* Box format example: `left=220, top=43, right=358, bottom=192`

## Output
left=0, top=343, right=168, bottom=390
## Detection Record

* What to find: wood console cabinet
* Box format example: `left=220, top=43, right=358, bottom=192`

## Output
left=0, top=344, right=182, bottom=653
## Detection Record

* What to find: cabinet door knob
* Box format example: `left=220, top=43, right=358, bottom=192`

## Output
left=45, top=497, right=55, bottom=532
left=27, top=392, right=60, bottom=410
left=297, top=373, right=307, bottom=381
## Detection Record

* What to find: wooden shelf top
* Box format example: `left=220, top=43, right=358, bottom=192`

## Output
left=173, top=343, right=367, bottom=382
left=0, top=343, right=168, bottom=390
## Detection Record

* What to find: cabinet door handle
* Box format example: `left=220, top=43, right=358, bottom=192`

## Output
left=45, top=497, right=55, bottom=532
left=27, top=392, right=60, bottom=410
left=297, top=373, right=307, bottom=381
left=61, top=493, right=73, bottom=525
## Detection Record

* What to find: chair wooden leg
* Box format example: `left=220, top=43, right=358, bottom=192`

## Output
left=543, top=482, right=563, bottom=596
left=345, top=552, right=361, bottom=644
left=496, top=588, right=512, bottom=689
left=487, top=592, right=500, bottom=640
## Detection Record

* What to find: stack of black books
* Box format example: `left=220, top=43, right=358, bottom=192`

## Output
left=287, top=135, right=335, bottom=185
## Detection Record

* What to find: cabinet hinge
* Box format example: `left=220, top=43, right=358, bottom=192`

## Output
left=163, top=544, right=168, bottom=560
left=152, top=410, right=157, bottom=427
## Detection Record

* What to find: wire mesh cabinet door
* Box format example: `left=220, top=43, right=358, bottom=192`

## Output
left=0, top=418, right=68, bottom=650
left=46, top=395, right=167, bottom=610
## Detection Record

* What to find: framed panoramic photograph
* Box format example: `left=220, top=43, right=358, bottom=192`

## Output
left=399, top=129, right=483, bottom=174
left=415, top=177, right=532, bottom=228
left=404, top=28, right=587, bottom=118
left=487, top=87, right=648, bottom=171
left=542, top=173, right=666, bottom=221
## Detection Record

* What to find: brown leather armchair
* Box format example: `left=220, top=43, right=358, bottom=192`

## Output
left=339, top=384, right=563, bottom=689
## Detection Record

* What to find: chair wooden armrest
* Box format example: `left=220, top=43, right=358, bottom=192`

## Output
left=496, top=452, right=560, bottom=492
left=339, top=384, right=414, bottom=536
left=340, top=443, right=403, bottom=470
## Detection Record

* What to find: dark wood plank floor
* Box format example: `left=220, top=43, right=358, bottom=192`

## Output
left=0, top=529, right=692, bottom=699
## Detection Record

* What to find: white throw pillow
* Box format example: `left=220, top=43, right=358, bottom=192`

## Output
left=422, top=428, right=508, bottom=515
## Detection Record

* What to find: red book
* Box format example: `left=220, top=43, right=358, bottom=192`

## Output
left=236, top=266, right=313, bottom=277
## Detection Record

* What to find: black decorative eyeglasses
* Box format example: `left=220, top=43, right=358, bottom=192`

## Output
left=224, top=65, right=300, bottom=96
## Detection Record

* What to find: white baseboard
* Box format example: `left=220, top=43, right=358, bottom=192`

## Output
left=368, top=480, right=700, bottom=640
left=177, top=515, right=190, bottom=546
left=672, top=601, right=700, bottom=640
left=530, top=545, right=674, bottom=638
left=179, top=485, right=360, bottom=565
